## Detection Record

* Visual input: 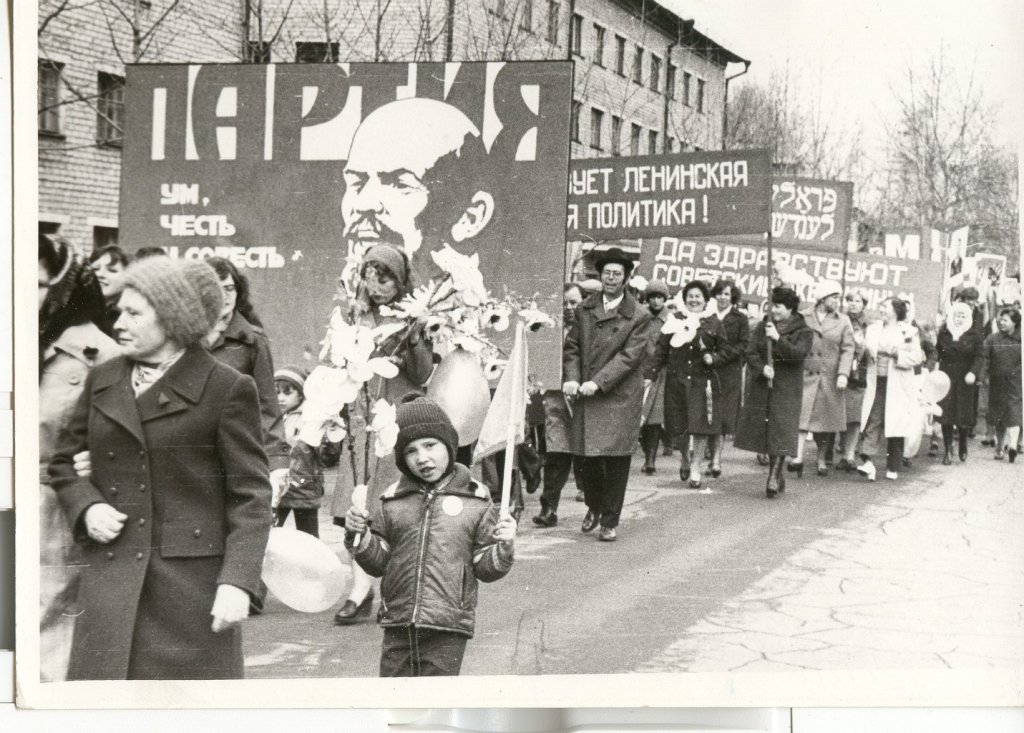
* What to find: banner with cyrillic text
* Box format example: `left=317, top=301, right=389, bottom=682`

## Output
left=566, top=149, right=772, bottom=241
left=119, top=62, right=572, bottom=385
left=771, top=176, right=853, bottom=251
left=639, top=237, right=944, bottom=323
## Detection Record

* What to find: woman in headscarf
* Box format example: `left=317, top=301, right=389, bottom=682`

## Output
left=646, top=280, right=728, bottom=488
left=707, top=279, right=749, bottom=478
left=38, top=234, right=121, bottom=681
left=734, top=287, right=813, bottom=497
left=204, top=257, right=290, bottom=479
left=857, top=297, right=924, bottom=480
left=329, top=244, right=434, bottom=625
left=49, top=257, right=273, bottom=680
left=936, top=302, right=986, bottom=464
left=836, top=289, right=871, bottom=471
left=981, top=308, right=1022, bottom=461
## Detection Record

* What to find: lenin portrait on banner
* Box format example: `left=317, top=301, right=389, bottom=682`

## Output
left=341, top=98, right=495, bottom=271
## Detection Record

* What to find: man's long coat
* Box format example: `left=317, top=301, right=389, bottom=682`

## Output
left=563, top=292, right=652, bottom=456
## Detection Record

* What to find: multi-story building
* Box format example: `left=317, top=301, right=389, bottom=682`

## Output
left=37, top=0, right=746, bottom=253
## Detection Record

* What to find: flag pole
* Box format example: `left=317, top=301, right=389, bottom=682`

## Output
left=765, top=230, right=774, bottom=390
left=500, top=322, right=525, bottom=517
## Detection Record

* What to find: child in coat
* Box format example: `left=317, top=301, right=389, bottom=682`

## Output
left=344, top=397, right=517, bottom=676
left=274, top=365, right=341, bottom=538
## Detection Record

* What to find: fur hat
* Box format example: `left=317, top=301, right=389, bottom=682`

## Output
left=274, top=364, right=310, bottom=394
left=813, top=279, right=843, bottom=303
left=394, top=397, right=460, bottom=480
left=646, top=279, right=670, bottom=298
left=122, top=258, right=222, bottom=347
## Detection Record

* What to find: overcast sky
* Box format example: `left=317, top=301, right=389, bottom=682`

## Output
left=664, top=0, right=1024, bottom=151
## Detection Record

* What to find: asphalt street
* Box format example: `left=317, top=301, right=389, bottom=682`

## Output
left=243, top=437, right=1024, bottom=677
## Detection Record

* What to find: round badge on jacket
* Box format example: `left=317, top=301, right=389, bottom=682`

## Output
left=441, top=495, right=464, bottom=517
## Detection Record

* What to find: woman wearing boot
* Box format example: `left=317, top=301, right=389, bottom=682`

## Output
left=791, top=280, right=855, bottom=477
left=982, top=308, right=1022, bottom=462
left=857, top=298, right=924, bottom=480
left=640, top=280, right=671, bottom=474
left=329, top=245, right=434, bottom=625
left=936, top=303, right=985, bottom=465
left=734, top=287, right=813, bottom=498
left=647, top=280, right=727, bottom=488
left=837, top=289, right=870, bottom=471
left=707, top=279, right=749, bottom=478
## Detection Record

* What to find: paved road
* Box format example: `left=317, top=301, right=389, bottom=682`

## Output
left=243, top=438, right=1024, bottom=678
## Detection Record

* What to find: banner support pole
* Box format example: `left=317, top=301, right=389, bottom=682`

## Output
left=499, top=323, right=525, bottom=517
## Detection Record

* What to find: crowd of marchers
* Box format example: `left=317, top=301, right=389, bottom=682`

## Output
left=37, top=236, right=1021, bottom=682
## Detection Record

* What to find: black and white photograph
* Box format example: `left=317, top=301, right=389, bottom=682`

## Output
left=15, top=0, right=1024, bottom=709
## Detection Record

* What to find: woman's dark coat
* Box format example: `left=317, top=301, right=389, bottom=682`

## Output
left=49, top=346, right=274, bottom=680
left=734, top=313, right=814, bottom=456
left=647, top=315, right=728, bottom=439
left=936, top=326, right=984, bottom=426
left=209, top=311, right=289, bottom=472
left=982, top=329, right=1022, bottom=428
left=714, top=307, right=750, bottom=434
left=563, top=292, right=653, bottom=456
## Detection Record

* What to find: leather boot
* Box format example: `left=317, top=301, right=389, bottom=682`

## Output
left=766, top=456, right=780, bottom=497
left=814, top=434, right=829, bottom=476
left=959, top=428, right=969, bottom=462
left=642, top=426, right=660, bottom=474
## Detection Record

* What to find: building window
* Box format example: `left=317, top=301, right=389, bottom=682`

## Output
left=593, top=24, right=605, bottom=67
left=590, top=108, right=603, bottom=150
left=39, top=222, right=61, bottom=236
left=666, top=64, right=677, bottom=99
left=615, top=35, right=626, bottom=76
left=246, top=40, right=272, bottom=63
left=650, top=55, right=661, bottom=93
left=611, top=115, right=622, bottom=155
left=38, top=60, right=63, bottom=135
left=630, top=123, right=641, bottom=156
left=667, top=136, right=676, bottom=152
left=697, top=78, right=706, bottom=113
left=632, top=46, right=643, bottom=84
left=96, top=72, right=125, bottom=146
left=570, top=100, right=581, bottom=142
left=649, top=130, right=659, bottom=154
left=93, top=226, right=119, bottom=250
left=683, top=71, right=692, bottom=107
left=295, top=41, right=340, bottom=63
left=521, top=0, right=533, bottom=30
left=547, top=1, right=560, bottom=43
left=569, top=14, right=583, bottom=56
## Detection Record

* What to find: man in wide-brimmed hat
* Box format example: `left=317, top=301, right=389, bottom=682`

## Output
left=562, top=248, right=652, bottom=542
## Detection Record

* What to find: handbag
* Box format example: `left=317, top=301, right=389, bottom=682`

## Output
left=848, top=350, right=868, bottom=389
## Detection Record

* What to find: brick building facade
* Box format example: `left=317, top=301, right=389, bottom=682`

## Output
left=37, top=0, right=745, bottom=254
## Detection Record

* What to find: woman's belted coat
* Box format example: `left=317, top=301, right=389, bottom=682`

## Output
left=563, top=293, right=653, bottom=456
left=49, top=346, right=274, bottom=680
left=734, top=314, right=814, bottom=456
left=799, top=308, right=856, bottom=433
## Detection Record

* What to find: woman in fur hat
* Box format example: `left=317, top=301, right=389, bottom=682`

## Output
left=49, top=257, right=273, bottom=680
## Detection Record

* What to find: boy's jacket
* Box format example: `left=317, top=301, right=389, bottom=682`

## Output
left=347, top=463, right=514, bottom=637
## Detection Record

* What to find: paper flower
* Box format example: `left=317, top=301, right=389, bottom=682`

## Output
left=518, top=304, right=555, bottom=332
left=325, top=316, right=399, bottom=383
left=369, top=398, right=399, bottom=458
left=481, top=304, right=511, bottom=332
left=484, top=358, right=508, bottom=380
left=629, top=275, right=649, bottom=291
left=431, top=244, right=490, bottom=306
left=661, top=301, right=717, bottom=348
left=379, top=285, right=434, bottom=321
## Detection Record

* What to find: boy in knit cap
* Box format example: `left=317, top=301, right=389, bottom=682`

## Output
left=344, top=397, right=517, bottom=676
left=274, top=365, right=341, bottom=537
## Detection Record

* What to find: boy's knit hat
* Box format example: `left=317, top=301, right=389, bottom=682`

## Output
left=274, top=364, right=309, bottom=394
left=394, top=397, right=460, bottom=479
left=123, top=258, right=223, bottom=347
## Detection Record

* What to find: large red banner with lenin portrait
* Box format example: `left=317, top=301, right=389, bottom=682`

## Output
left=119, top=61, right=573, bottom=387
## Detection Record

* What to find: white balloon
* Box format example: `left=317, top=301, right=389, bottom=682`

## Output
left=427, top=347, right=492, bottom=446
left=262, top=527, right=346, bottom=613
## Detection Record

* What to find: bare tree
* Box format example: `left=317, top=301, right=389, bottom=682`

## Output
left=877, top=47, right=1019, bottom=254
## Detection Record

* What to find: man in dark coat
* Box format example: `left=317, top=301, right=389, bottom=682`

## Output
left=563, top=248, right=652, bottom=542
